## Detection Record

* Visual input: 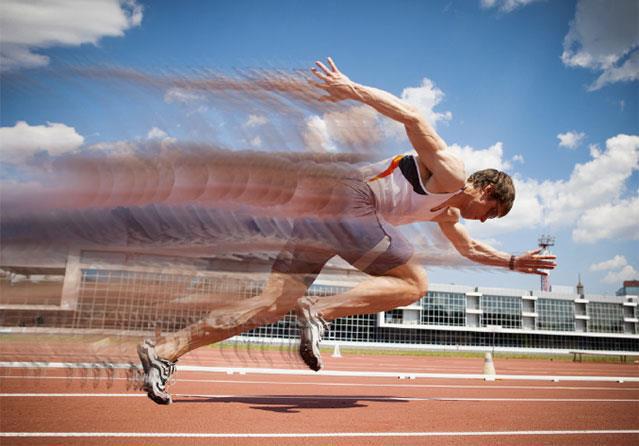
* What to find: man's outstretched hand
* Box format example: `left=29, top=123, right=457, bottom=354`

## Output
left=514, top=248, right=557, bottom=276
left=309, top=57, right=359, bottom=102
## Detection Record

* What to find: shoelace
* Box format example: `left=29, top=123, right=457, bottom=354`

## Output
left=163, top=359, right=177, bottom=386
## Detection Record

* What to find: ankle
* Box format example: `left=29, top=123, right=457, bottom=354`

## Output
left=154, top=341, right=178, bottom=362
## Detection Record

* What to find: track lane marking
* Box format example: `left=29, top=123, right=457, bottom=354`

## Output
left=1, top=430, right=639, bottom=438
left=2, top=374, right=638, bottom=391
left=2, top=393, right=638, bottom=402
left=1, top=362, right=637, bottom=382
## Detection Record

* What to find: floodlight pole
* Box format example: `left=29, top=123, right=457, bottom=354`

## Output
left=538, top=235, right=555, bottom=292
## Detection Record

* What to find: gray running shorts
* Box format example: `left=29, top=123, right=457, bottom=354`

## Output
left=272, top=178, right=413, bottom=286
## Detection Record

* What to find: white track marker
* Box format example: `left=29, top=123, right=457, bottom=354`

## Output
left=1, top=430, right=638, bottom=438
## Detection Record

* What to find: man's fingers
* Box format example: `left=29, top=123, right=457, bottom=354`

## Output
left=520, top=267, right=548, bottom=276
left=528, top=259, right=557, bottom=265
left=318, top=94, right=337, bottom=102
left=307, top=78, right=328, bottom=89
left=520, top=263, right=556, bottom=269
left=327, top=57, right=339, bottom=73
left=310, top=67, right=328, bottom=81
left=315, top=61, right=332, bottom=75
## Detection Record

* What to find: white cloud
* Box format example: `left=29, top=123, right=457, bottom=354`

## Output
left=147, top=127, right=168, bottom=140
left=541, top=134, right=639, bottom=229
left=164, top=88, right=205, bottom=104
left=573, top=194, right=639, bottom=243
left=400, top=78, right=452, bottom=130
left=244, top=114, right=268, bottom=128
left=146, top=127, right=177, bottom=145
left=590, top=255, right=628, bottom=271
left=0, top=121, right=84, bottom=163
left=557, top=131, right=586, bottom=149
left=448, top=142, right=512, bottom=173
left=303, top=115, right=338, bottom=153
left=303, top=105, right=382, bottom=153
left=380, top=77, right=452, bottom=141
left=589, top=51, right=639, bottom=91
left=588, top=255, right=638, bottom=285
left=512, top=154, right=525, bottom=164
left=561, top=0, right=639, bottom=90
left=603, top=265, right=639, bottom=284
left=85, top=140, right=138, bottom=156
left=164, top=87, right=209, bottom=117
left=0, top=0, right=143, bottom=71
left=249, top=136, right=262, bottom=148
left=588, top=143, right=601, bottom=158
left=480, top=0, right=542, bottom=13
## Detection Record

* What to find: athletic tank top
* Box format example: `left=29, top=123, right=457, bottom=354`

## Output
left=363, top=153, right=461, bottom=226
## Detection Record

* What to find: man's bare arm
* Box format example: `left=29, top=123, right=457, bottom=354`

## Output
left=437, top=220, right=557, bottom=275
left=309, top=58, right=464, bottom=187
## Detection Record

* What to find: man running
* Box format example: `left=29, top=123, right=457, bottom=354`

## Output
left=138, top=58, right=556, bottom=404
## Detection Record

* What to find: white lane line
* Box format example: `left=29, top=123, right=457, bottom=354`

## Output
left=1, top=361, right=638, bottom=382
left=0, top=393, right=144, bottom=397
left=2, top=393, right=638, bottom=402
left=1, top=430, right=638, bottom=438
left=4, top=375, right=638, bottom=391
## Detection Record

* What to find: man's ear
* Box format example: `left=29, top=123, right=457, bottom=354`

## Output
left=482, top=184, right=494, bottom=197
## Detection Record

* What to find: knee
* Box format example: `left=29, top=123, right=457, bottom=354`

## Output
left=413, top=267, right=429, bottom=296
left=399, top=265, right=428, bottom=305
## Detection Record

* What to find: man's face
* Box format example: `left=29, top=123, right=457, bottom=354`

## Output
left=460, top=185, right=501, bottom=223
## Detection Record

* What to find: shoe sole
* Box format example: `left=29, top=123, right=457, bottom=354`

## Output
left=299, top=344, right=322, bottom=371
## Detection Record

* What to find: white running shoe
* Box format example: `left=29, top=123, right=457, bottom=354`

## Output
left=295, top=297, right=329, bottom=371
left=137, top=339, right=176, bottom=405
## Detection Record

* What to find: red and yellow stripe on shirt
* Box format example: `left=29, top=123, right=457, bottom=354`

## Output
left=367, top=154, right=404, bottom=182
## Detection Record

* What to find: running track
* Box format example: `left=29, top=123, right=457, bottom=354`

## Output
left=1, top=350, right=638, bottom=445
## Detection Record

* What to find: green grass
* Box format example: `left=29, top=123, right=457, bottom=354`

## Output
left=2, top=334, right=634, bottom=364
left=208, top=341, right=634, bottom=363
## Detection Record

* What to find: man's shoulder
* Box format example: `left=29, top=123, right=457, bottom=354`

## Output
left=416, top=151, right=466, bottom=192
left=432, top=206, right=461, bottom=223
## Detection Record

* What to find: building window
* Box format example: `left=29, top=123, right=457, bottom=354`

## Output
left=384, top=309, right=403, bottom=324
left=536, top=298, right=575, bottom=331
left=588, top=302, right=624, bottom=333
left=480, top=295, right=522, bottom=329
left=421, top=292, right=466, bottom=326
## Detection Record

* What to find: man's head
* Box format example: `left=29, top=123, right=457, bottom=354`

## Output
left=460, top=169, right=515, bottom=222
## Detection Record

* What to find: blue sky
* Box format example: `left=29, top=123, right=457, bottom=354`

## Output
left=1, top=0, right=638, bottom=295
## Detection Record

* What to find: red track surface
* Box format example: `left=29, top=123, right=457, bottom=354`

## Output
left=2, top=351, right=639, bottom=446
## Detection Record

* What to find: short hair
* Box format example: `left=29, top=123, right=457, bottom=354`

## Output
left=467, top=169, right=515, bottom=217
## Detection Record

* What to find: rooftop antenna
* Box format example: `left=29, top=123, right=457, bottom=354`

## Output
left=538, top=234, right=555, bottom=292
left=576, top=274, right=584, bottom=296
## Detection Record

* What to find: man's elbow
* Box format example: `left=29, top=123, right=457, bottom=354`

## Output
left=402, top=109, right=422, bottom=126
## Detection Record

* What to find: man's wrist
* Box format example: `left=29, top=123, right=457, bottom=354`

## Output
left=349, top=82, right=365, bottom=101
left=508, top=255, right=516, bottom=270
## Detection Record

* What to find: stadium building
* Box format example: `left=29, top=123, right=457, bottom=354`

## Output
left=1, top=249, right=638, bottom=355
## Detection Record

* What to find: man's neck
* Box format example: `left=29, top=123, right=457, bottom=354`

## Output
left=444, top=186, right=471, bottom=209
